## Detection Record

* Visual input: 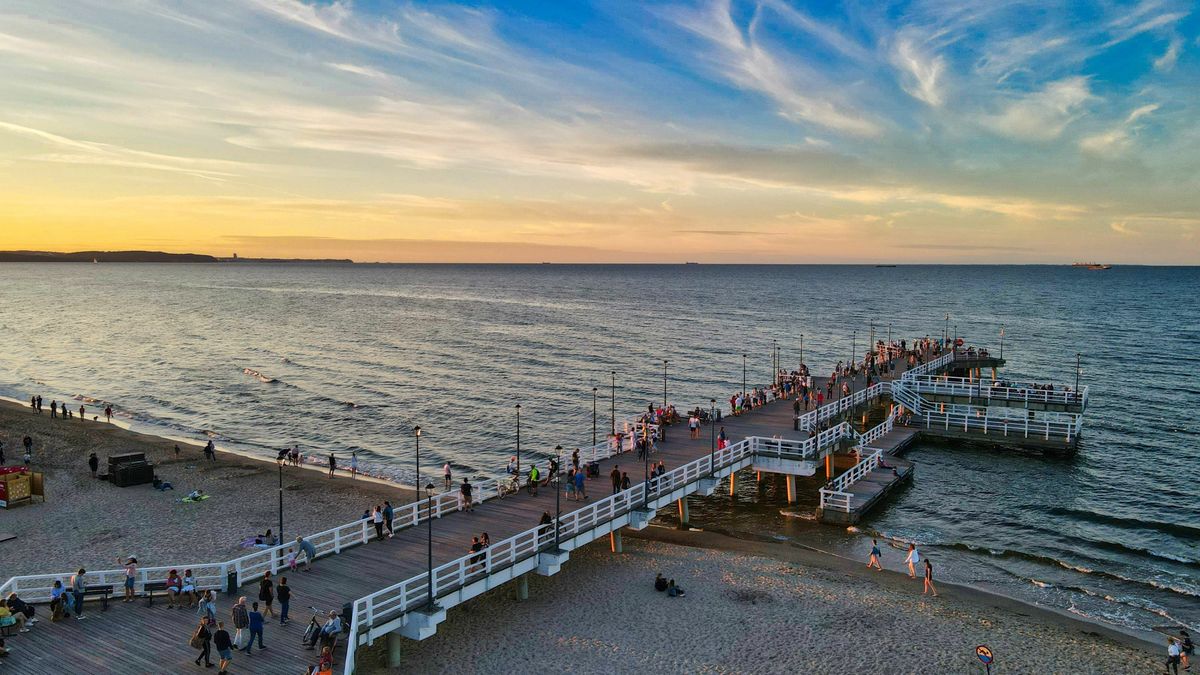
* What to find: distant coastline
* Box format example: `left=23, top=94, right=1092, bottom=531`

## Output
left=0, top=250, right=352, bottom=264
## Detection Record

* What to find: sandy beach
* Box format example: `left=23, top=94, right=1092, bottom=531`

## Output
left=355, top=528, right=1160, bottom=674
left=0, top=399, right=414, bottom=576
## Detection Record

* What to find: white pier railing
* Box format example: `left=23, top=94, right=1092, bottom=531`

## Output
left=907, top=375, right=1088, bottom=408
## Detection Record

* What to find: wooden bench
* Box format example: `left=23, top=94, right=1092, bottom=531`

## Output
left=142, top=581, right=172, bottom=607
left=80, top=585, right=114, bottom=611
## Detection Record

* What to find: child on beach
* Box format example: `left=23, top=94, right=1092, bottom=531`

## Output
left=867, top=539, right=883, bottom=571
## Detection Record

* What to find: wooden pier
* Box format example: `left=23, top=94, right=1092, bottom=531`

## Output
left=0, top=343, right=1086, bottom=673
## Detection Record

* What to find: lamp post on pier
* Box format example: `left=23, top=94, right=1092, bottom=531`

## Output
left=277, top=461, right=284, bottom=544
left=554, top=445, right=563, bottom=549
left=709, top=398, right=716, bottom=477
left=1000, top=326, right=1005, bottom=360
left=800, top=333, right=804, bottom=368
left=610, top=371, right=616, bottom=436
left=515, top=404, right=521, bottom=477
left=742, top=353, right=747, bottom=396
left=850, top=331, right=857, bottom=373
left=662, top=360, right=668, bottom=410
left=413, top=425, right=422, bottom=495
left=944, top=313, right=950, bottom=346
left=1080, top=348, right=1089, bottom=391
left=592, top=388, right=597, bottom=447
left=772, top=339, right=778, bottom=385
left=424, top=482, right=436, bottom=609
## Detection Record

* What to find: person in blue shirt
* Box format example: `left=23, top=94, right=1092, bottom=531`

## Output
left=243, top=602, right=265, bottom=653
left=573, top=467, right=587, bottom=500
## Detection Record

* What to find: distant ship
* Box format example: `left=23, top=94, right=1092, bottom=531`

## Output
left=685, top=261, right=699, bottom=265
left=875, top=264, right=897, bottom=268
left=1072, top=262, right=1112, bottom=270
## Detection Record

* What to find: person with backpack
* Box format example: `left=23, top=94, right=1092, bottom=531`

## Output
left=191, top=618, right=214, bottom=668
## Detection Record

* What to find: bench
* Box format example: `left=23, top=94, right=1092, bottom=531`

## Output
left=80, top=585, right=114, bottom=611
left=142, top=581, right=172, bottom=607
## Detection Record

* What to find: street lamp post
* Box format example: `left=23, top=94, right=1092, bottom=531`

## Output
left=772, top=339, right=778, bottom=385
left=554, top=445, right=563, bottom=550
left=800, top=333, right=804, bottom=367
left=1080, top=348, right=1089, bottom=391
left=610, top=371, right=616, bottom=436
left=709, top=398, right=716, bottom=477
left=662, top=360, right=668, bottom=410
left=424, top=482, right=436, bottom=608
left=515, top=404, right=521, bottom=477
left=642, top=426, right=651, bottom=507
left=413, top=425, right=422, bottom=494
left=277, top=462, right=284, bottom=543
left=850, top=331, right=857, bottom=373
left=1000, top=326, right=1005, bottom=360
left=944, top=313, right=949, bottom=345
left=742, top=353, right=747, bottom=396
left=592, top=388, right=597, bottom=447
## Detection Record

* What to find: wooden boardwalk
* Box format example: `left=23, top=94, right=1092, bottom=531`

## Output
left=5, top=384, right=848, bottom=674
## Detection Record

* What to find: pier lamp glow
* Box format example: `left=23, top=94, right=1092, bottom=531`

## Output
left=413, top=425, right=422, bottom=494
left=592, top=388, right=597, bottom=447
left=424, top=481, right=436, bottom=609
left=554, top=444, right=563, bottom=550
left=515, top=404, right=521, bottom=478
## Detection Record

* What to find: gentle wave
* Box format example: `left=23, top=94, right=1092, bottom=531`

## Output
left=1043, top=506, right=1200, bottom=539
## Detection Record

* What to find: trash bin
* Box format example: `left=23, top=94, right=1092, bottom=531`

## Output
left=226, top=569, right=238, bottom=596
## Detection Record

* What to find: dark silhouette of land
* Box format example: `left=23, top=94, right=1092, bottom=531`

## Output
left=0, top=250, right=353, bottom=263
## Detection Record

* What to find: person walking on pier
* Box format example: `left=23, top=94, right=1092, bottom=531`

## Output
left=621, top=472, right=631, bottom=490
left=213, top=621, right=233, bottom=674
left=258, top=572, right=275, bottom=618
left=610, top=465, right=622, bottom=494
left=459, top=477, right=475, bottom=512
left=905, top=544, right=920, bottom=578
left=243, top=602, right=265, bottom=654
left=383, top=501, right=394, bottom=536
left=276, top=577, right=291, bottom=626
left=191, top=617, right=214, bottom=668
left=574, top=465, right=588, bottom=500
left=231, top=597, right=249, bottom=648
left=867, top=539, right=883, bottom=571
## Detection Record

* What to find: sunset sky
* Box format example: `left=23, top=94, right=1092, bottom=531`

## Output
left=1, top=0, right=1197, bottom=263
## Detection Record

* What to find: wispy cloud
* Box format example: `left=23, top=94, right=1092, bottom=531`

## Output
left=984, top=77, right=1093, bottom=140
left=1080, top=103, right=1159, bottom=156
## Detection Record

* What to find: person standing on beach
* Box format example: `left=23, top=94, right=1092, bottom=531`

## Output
left=443, top=462, right=452, bottom=491
left=922, top=559, right=938, bottom=597
left=276, top=577, right=291, bottom=626
left=1167, top=637, right=1183, bottom=675
left=350, top=452, right=358, bottom=479
left=610, top=465, right=621, bottom=494
left=327, top=453, right=336, bottom=478
left=22, top=436, right=32, bottom=460
left=1179, top=629, right=1193, bottom=670
left=174, top=444, right=181, bottom=460
left=30, top=396, right=36, bottom=414
left=79, top=404, right=85, bottom=420
left=50, top=400, right=58, bottom=418
left=204, top=440, right=216, bottom=461
left=905, top=544, right=920, bottom=578
left=88, top=453, right=98, bottom=478
left=36, top=396, right=42, bottom=413
left=104, top=405, right=112, bottom=423
left=867, top=539, right=883, bottom=571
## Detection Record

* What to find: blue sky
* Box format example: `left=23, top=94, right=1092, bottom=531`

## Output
left=0, top=0, right=1196, bottom=262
